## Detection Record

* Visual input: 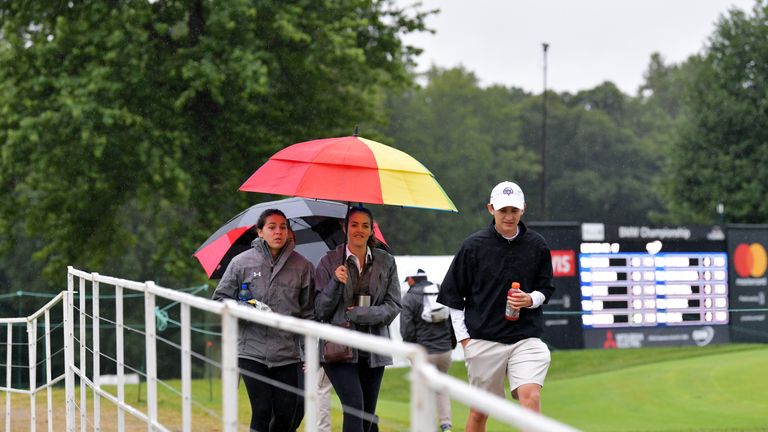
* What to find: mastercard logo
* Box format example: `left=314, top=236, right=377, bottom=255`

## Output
left=733, top=243, right=768, bottom=278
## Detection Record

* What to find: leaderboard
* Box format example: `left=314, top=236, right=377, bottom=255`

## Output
left=579, top=251, right=729, bottom=328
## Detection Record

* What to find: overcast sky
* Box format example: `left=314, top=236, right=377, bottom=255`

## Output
left=397, top=0, right=756, bottom=95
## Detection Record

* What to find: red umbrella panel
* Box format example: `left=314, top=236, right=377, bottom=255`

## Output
left=239, top=136, right=457, bottom=212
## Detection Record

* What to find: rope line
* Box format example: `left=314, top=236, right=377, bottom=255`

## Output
left=76, top=310, right=223, bottom=368
left=0, top=362, right=29, bottom=370
left=35, top=322, right=64, bottom=343
left=34, top=346, right=65, bottom=369
left=71, top=337, right=234, bottom=425
left=68, top=308, right=218, bottom=336
left=73, top=306, right=147, bottom=336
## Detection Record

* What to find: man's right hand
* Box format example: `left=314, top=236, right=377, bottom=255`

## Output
left=460, top=338, right=470, bottom=347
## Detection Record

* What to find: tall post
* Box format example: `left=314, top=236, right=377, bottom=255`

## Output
left=5, top=324, right=11, bottom=432
left=6, top=323, right=11, bottom=432
left=181, top=304, right=192, bottom=432
left=410, top=350, right=437, bottom=432
left=303, top=335, right=319, bottom=432
left=91, top=274, right=101, bottom=432
left=115, top=283, right=125, bottom=432
left=45, top=309, right=53, bottom=432
left=79, top=278, right=87, bottom=432
left=541, top=42, right=550, bottom=219
left=65, top=269, right=75, bottom=432
left=27, top=319, right=37, bottom=432
left=221, top=302, right=239, bottom=432
left=144, top=282, right=158, bottom=431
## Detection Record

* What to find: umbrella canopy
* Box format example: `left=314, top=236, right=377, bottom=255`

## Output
left=194, top=197, right=388, bottom=279
left=238, top=136, right=458, bottom=212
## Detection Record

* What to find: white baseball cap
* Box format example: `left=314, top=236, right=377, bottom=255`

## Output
left=489, top=181, right=525, bottom=210
left=403, top=268, right=427, bottom=281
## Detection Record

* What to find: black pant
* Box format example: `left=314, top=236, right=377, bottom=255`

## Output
left=239, top=358, right=304, bottom=432
left=323, top=360, right=385, bottom=432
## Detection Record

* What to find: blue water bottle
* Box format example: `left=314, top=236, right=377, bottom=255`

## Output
left=238, top=283, right=252, bottom=302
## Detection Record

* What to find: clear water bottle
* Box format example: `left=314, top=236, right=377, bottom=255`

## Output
left=238, top=283, right=252, bottom=302
left=505, top=282, right=521, bottom=321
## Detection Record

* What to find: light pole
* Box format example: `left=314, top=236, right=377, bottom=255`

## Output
left=541, top=42, right=549, bottom=219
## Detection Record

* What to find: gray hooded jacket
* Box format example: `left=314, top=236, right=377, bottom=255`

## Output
left=400, top=280, right=456, bottom=354
left=212, top=238, right=314, bottom=367
left=314, top=245, right=401, bottom=367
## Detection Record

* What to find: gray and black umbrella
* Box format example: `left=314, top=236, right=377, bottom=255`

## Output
left=194, top=197, right=387, bottom=278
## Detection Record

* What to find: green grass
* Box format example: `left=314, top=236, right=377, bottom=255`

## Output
left=543, top=344, right=768, bottom=431
left=375, top=343, right=768, bottom=431
left=11, top=344, right=768, bottom=431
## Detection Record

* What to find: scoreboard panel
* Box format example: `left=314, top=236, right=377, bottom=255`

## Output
left=579, top=249, right=729, bottom=328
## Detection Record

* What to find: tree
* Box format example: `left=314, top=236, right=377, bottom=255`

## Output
left=0, top=1, right=431, bottom=285
left=663, top=1, right=768, bottom=224
left=377, top=67, right=673, bottom=254
left=378, top=67, right=539, bottom=254
left=537, top=83, right=663, bottom=225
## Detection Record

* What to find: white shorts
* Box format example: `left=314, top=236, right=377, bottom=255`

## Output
left=463, top=338, right=551, bottom=398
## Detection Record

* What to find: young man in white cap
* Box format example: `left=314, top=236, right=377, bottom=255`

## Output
left=400, top=269, right=456, bottom=432
left=437, top=181, right=555, bottom=432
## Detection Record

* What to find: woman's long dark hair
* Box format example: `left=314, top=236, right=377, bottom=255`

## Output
left=345, top=206, right=379, bottom=248
left=256, top=209, right=288, bottom=230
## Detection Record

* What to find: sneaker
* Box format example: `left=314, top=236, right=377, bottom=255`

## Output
left=440, top=424, right=453, bottom=432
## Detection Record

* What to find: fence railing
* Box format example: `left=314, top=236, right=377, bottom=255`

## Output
left=1, top=267, right=579, bottom=431
left=0, top=291, right=66, bottom=432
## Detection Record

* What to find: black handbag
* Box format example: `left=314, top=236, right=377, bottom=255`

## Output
left=322, top=321, right=353, bottom=363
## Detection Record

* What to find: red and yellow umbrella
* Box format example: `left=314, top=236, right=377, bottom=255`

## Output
left=239, top=136, right=457, bottom=212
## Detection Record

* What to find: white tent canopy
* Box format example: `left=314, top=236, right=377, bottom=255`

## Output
left=394, top=255, right=455, bottom=286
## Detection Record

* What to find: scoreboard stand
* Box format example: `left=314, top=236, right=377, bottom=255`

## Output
left=532, top=223, right=768, bottom=349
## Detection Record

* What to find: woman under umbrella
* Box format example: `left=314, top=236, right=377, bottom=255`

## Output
left=314, top=206, right=402, bottom=432
left=212, top=209, right=314, bottom=432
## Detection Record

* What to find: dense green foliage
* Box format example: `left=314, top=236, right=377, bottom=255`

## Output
left=663, top=1, right=768, bottom=224
left=376, top=69, right=670, bottom=254
left=2, top=4, right=767, bottom=430
left=0, top=0, right=430, bottom=289
left=2, top=1, right=767, bottom=289
left=377, top=68, right=539, bottom=253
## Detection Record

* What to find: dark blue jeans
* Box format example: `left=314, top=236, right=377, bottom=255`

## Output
left=239, top=358, right=304, bottom=432
left=323, top=360, right=385, bottom=432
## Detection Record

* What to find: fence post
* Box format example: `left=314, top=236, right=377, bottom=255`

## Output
left=78, top=277, right=87, bottom=432
left=220, top=302, right=239, bottom=432
left=115, top=284, right=125, bottom=432
left=65, top=268, right=75, bottom=432
left=44, top=309, right=53, bottom=432
left=27, top=319, right=37, bottom=432
left=303, top=335, right=319, bottom=432
left=5, top=322, right=12, bottom=432
left=91, top=274, right=101, bottom=432
left=181, top=303, right=191, bottom=432
left=144, top=282, right=158, bottom=431
left=410, top=349, right=437, bottom=432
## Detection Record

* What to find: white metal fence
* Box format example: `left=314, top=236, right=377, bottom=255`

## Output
left=0, top=267, right=578, bottom=431
left=0, top=291, right=65, bottom=432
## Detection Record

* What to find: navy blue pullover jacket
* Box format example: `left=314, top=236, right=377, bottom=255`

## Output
left=437, top=220, right=555, bottom=344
